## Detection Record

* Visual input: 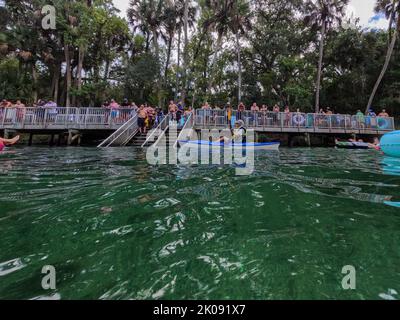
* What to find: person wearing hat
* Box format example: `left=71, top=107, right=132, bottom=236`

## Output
left=233, top=120, right=247, bottom=144
left=367, top=108, right=377, bottom=128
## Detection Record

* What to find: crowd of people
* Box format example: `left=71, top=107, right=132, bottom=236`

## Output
left=0, top=97, right=392, bottom=130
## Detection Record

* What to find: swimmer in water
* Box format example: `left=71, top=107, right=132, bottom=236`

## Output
left=0, top=135, right=20, bottom=151
left=368, top=137, right=381, bottom=151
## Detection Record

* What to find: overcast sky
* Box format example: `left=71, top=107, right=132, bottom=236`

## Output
left=113, top=0, right=388, bottom=29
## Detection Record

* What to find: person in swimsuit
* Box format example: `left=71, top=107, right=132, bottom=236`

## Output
left=138, top=105, right=147, bottom=135
left=378, top=109, right=389, bottom=118
left=169, top=101, right=178, bottom=121
left=0, top=135, right=20, bottom=151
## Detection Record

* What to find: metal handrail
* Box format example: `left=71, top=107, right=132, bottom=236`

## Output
left=194, top=110, right=396, bottom=132
left=152, top=120, right=171, bottom=149
left=173, top=113, right=194, bottom=149
left=98, top=114, right=138, bottom=147
left=141, top=114, right=170, bottom=148
left=0, top=107, right=396, bottom=133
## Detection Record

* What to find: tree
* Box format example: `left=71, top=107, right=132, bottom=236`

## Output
left=202, top=0, right=235, bottom=99
left=227, top=0, right=252, bottom=103
left=366, top=0, right=400, bottom=114
left=128, top=0, right=165, bottom=108
left=304, top=0, right=349, bottom=113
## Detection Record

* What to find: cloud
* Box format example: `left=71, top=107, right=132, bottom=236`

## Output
left=112, top=0, right=388, bottom=30
left=369, top=13, right=385, bottom=23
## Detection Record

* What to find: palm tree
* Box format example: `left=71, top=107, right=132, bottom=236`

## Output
left=202, top=0, right=251, bottom=102
left=304, top=0, right=349, bottom=113
left=202, top=0, right=235, bottom=98
left=228, top=0, right=252, bottom=103
left=162, top=0, right=196, bottom=104
left=128, top=0, right=165, bottom=108
left=365, top=0, right=400, bottom=114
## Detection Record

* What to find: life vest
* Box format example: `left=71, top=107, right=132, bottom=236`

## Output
left=234, top=127, right=247, bottom=144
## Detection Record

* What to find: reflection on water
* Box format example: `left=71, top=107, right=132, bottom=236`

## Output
left=0, top=147, right=399, bottom=300
left=382, top=157, right=400, bottom=177
left=381, top=157, right=400, bottom=207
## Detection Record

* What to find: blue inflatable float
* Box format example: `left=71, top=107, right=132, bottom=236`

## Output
left=381, top=131, right=400, bottom=158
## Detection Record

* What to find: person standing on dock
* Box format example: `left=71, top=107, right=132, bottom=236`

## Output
left=138, top=105, right=148, bottom=135
left=109, top=99, right=120, bottom=121
left=378, top=109, right=389, bottom=117
left=169, top=101, right=178, bottom=121
left=237, top=102, right=246, bottom=121
left=0, top=99, right=12, bottom=108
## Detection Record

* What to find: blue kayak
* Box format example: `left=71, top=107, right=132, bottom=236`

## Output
left=178, top=140, right=280, bottom=151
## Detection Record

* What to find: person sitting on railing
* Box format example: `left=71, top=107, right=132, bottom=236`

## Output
left=378, top=109, right=389, bottom=118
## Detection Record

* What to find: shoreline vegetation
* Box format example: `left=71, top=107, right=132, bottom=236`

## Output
left=0, top=0, right=399, bottom=119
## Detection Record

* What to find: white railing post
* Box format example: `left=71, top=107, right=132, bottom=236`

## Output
left=44, top=109, right=48, bottom=128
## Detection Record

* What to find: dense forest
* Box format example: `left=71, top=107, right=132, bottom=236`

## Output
left=0, top=0, right=399, bottom=116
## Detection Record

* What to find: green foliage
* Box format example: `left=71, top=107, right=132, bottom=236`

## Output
left=0, top=0, right=399, bottom=117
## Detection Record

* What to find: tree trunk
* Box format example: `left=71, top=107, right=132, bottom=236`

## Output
left=75, top=45, right=85, bottom=107
left=65, top=44, right=72, bottom=108
left=181, top=0, right=189, bottom=107
left=236, top=32, right=242, bottom=104
left=165, top=32, right=173, bottom=80
left=103, top=58, right=110, bottom=82
left=207, top=33, right=223, bottom=99
left=365, top=17, right=399, bottom=114
left=315, top=21, right=326, bottom=113
left=387, top=0, right=396, bottom=45
left=175, top=29, right=181, bottom=101
left=152, top=29, right=162, bottom=108
left=53, top=63, right=60, bottom=104
left=31, top=62, right=38, bottom=103
left=145, top=32, right=150, bottom=53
